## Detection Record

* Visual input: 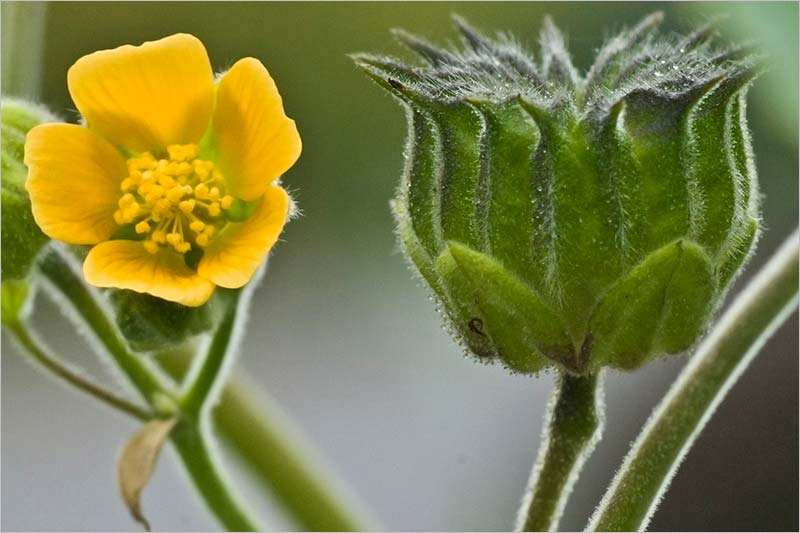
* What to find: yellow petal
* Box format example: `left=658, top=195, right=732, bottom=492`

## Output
left=68, top=34, right=214, bottom=153
left=24, top=123, right=125, bottom=244
left=198, top=186, right=290, bottom=288
left=211, top=58, right=301, bottom=201
left=84, top=240, right=215, bottom=307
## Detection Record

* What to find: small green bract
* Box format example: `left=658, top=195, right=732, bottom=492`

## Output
left=354, top=13, right=762, bottom=374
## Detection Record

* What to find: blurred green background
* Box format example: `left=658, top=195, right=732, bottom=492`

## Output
left=2, top=2, right=797, bottom=531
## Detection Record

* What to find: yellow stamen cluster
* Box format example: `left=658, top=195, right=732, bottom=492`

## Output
left=114, top=144, right=235, bottom=255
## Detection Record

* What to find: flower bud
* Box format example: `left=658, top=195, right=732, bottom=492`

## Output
left=355, top=14, right=762, bottom=374
left=1, top=98, right=57, bottom=320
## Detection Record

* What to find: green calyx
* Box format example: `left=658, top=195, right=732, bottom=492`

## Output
left=1, top=98, right=57, bottom=320
left=355, top=14, right=762, bottom=375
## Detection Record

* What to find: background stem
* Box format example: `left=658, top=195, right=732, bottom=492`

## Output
left=159, top=348, right=377, bottom=532
left=1, top=1, right=47, bottom=98
left=214, top=374, right=376, bottom=532
left=516, top=371, right=605, bottom=532
left=586, top=230, right=799, bottom=532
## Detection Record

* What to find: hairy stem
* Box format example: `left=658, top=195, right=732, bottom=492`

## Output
left=516, top=371, right=605, bottom=532
left=38, top=247, right=170, bottom=402
left=4, top=319, right=151, bottom=421
left=180, top=289, right=242, bottom=418
left=587, top=230, right=799, bottom=532
left=37, top=247, right=258, bottom=531
left=171, top=420, right=259, bottom=532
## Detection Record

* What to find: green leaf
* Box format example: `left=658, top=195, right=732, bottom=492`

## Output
left=1, top=278, right=30, bottom=323
left=434, top=245, right=498, bottom=361
left=445, top=241, right=571, bottom=373
left=108, top=289, right=218, bottom=353
left=589, top=240, right=716, bottom=371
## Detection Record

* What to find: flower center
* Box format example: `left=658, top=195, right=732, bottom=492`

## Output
left=115, top=144, right=235, bottom=255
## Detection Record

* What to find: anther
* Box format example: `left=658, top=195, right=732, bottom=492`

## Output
left=121, top=177, right=136, bottom=191
left=118, top=193, right=135, bottom=208
left=166, top=186, right=185, bottom=203
left=143, top=240, right=159, bottom=254
left=195, top=183, right=209, bottom=199
left=179, top=199, right=196, bottom=214
left=135, top=220, right=151, bottom=234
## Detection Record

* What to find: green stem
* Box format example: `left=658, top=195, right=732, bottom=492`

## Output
left=1, top=1, right=47, bottom=98
left=516, top=371, right=605, bottom=532
left=214, top=374, right=376, bottom=531
left=4, top=319, right=151, bottom=421
left=159, top=349, right=377, bottom=532
left=587, top=230, right=799, bottom=532
left=38, top=247, right=169, bottom=403
left=38, top=247, right=258, bottom=531
left=180, top=289, right=242, bottom=417
left=171, top=420, right=259, bottom=532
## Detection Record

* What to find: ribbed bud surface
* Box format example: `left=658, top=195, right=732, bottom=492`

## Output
left=354, top=14, right=762, bottom=374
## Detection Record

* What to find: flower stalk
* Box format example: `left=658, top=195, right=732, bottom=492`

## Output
left=516, top=372, right=605, bottom=532
left=180, top=288, right=243, bottom=418
left=170, top=421, right=259, bottom=532
left=38, top=246, right=372, bottom=531
left=37, top=246, right=259, bottom=531
left=586, top=230, right=799, bottom=532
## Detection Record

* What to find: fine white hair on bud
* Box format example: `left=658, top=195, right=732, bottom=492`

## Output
left=354, top=13, right=763, bottom=375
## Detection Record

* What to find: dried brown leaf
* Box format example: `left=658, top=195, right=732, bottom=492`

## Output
left=117, top=417, right=178, bottom=531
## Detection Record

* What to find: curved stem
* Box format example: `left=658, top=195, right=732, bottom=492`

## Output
left=4, top=319, right=151, bottom=421
left=516, top=371, right=605, bottom=532
left=38, top=247, right=169, bottom=403
left=587, top=230, right=799, bottom=532
left=171, top=420, right=259, bottom=532
left=38, top=247, right=259, bottom=531
left=180, top=289, right=242, bottom=418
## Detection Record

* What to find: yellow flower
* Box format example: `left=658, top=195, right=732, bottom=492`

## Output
left=24, top=34, right=301, bottom=307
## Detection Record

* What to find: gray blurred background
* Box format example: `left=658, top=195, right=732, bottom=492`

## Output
left=1, top=2, right=797, bottom=531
